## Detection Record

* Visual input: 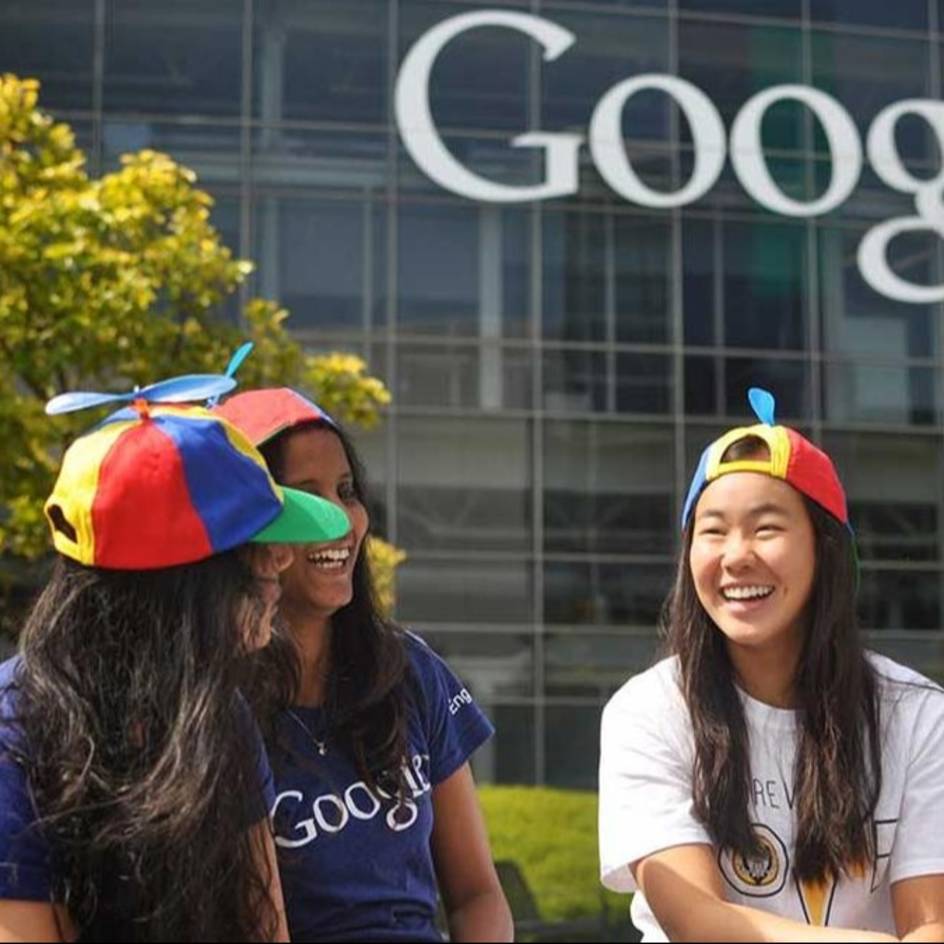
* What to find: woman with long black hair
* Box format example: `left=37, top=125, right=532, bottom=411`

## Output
left=0, top=400, right=351, bottom=941
left=215, top=388, right=512, bottom=943
left=599, top=390, right=944, bottom=942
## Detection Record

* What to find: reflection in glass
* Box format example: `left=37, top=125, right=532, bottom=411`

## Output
left=824, top=363, right=936, bottom=427
left=545, top=705, right=604, bottom=790
left=725, top=357, right=809, bottom=420
left=255, top=0, right=386, bottom=124
left=397, top=343, right=531, bottom=411
left=823, top=433, right=941, bottom=563
left=397, top=558, right=532, bottom=623
left=811, top=32, right=931, bottom=166
left=819, top=226, right=938, bottom=361
left=397, top=417, right=532, bottom=552
left=544, top=562, right=674, bottom=625
left=103, top=121, right=241, bottom=180
left=812, top=0, right=927, bottom=31
left=542, top=11, right=670, bottom=135
left=420, top=632, right=534, bottom=698
left=0, top=1, right=94, bottom=111
left=401, top=1, right=530, bottom=132
left=252, top=197, right=385, bottom=332
left=545, top=634, right=659, bottom=698
left=104, top=0, right=242, bottom=116
left=544, top=211, right=671, bottom=344
left=858, top=570, right=941, bottom=631
left=490, top=705, right=535, bottom=784
left=544, top=422, right=675, bottom=554
left=678, top=20, right=803, bottom=147
left=724, top=221, right=807, bottom=350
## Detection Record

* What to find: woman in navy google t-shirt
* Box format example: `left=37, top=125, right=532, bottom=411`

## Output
left=217, top=389, right=513, bottom=944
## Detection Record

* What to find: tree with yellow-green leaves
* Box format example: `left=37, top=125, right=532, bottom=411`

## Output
left=0, top=74, right=403, bottom=621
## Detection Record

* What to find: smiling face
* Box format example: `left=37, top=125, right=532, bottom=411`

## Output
left=273, top=426, right=369, bottom=623
left=689, top=471, right=817, bottom=664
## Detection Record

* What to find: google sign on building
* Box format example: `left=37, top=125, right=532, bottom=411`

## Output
left=396, top=10, right=944, bottom=305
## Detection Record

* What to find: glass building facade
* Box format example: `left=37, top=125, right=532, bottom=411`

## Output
left=7, top=0, right=944, bottom=788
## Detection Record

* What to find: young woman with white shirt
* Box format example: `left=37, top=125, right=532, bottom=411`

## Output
left=599, top=389, right=944, bottom=943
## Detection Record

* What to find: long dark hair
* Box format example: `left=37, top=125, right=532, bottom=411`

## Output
left=665, top=439, right=882, bottom=884
left=250, top=419, right=412, bottom=790
left=8, top=552, right=279, bottom=941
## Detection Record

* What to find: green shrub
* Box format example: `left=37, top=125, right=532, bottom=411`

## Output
left=478, top=785, right=628, bottom=924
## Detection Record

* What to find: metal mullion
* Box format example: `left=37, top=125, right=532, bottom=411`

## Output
left=530, top=0, right=546, bottom=787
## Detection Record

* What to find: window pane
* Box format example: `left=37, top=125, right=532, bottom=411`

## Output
left=397, top=417, right=532, bottom=551
left=104, top=0, right=242, bottom=117
left=544, top=421, right=675, bottom=555
left=824, top=363, right=937, bottom=427
left=813, top=0, right=927, bottom=30
left=545, top=633, right=658, bottom=698
left=490, top=705, right=536, bottom=784
left=545, top=705, right=603, bottom=790
left=724, top=221, right=807, bottom=350
left=103, top=121, right=242, bottom=182
left=680, top=0, right=800, bottom=15
left=685, top=356, right=720, bottom=416
left=543, top=211, right=607, bottom=342
left=397, top=204, right=526, bottom=337
left=542, top=11, right=670, bottom=136
left=683, top=218, right=717, bottom=347
left=397, top=343, right=531, bottom=411
left=818, top=226, right=939, bottom=361
left=0, top=0, right=94, bottom=111
left=251, top=196, right=385, bottom=333
left=400, top=1, right=531, bottom=132
left=822, top=433, right=941, bottom=563
left=544, top=562, right=674, bottom=625
left=255, top=0, right=387, bottom=123
left=858, top=570, right=941, bottom=631
left=615, top=215, right=672, bottom=344
left=725, top=358, right=810, bottom=420
left=397, top=558, right=532, bottom=623
left=811, top=33, right=931, bottom=166
left=419, top=631, right=534, bottom=698
left=678, top=21, right=803, bottom=149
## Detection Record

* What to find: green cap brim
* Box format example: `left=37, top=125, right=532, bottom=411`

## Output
left=251, top=486, right=350, bottom=544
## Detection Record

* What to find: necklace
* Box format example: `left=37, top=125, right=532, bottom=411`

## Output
left=285, top=708, right=329, bottom=757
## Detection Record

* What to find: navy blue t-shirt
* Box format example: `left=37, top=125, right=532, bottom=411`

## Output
left=0, top=656, right=276, bottom=906
left=270, top=631, right=495, bottom=943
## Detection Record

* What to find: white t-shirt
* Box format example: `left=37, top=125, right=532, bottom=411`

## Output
left=599, top=653, right=944, bottom=941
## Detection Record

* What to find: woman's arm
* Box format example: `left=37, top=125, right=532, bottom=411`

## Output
left=0, top=900, right=65, bottom=943
left=249, top=820, right=289, bottom=943
left=430, top=763, right=513, bottom=943
left=636, top=844, right=897, bottom=944
left=893, top=874, right=944, bottom=943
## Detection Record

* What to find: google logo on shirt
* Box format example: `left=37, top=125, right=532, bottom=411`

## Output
left=396, top=10, right=944, bottom=305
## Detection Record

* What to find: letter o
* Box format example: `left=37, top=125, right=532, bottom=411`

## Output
left=313, top=794, right=350, bottom=834
left=589, top=75, right=726, bottom=208
left=730, top=85, right=862, bottom=216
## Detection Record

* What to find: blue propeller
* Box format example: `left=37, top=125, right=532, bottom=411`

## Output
left=748, top=387, right=777, bottom=427
left=45, top=373, right=237, bottom=416
left=206, top=341, right=254, bottom=407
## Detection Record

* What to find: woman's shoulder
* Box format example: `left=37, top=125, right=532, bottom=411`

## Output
left=399, top=628, right=453, bottom=681
left=867, top=652, right=944, bottom=724
left=603, top=656, right=684, bottom=725
left=868, top=651, right=943, bottom=700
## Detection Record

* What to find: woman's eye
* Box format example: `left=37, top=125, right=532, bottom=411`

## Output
left=338, top=482, right=357, bottom=502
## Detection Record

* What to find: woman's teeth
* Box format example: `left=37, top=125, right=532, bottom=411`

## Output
left=722, top=585, right=774, bottom=601
left=306, top=548, right=351, bottom=571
